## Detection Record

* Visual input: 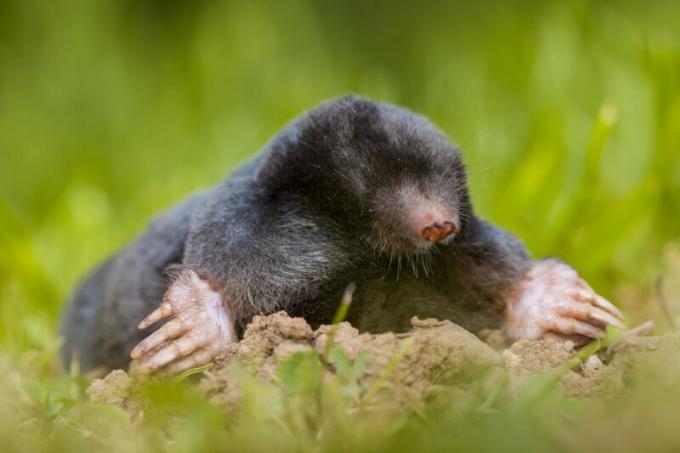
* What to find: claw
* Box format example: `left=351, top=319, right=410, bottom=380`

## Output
left=133, top=334, right=209, bottom=373
left=588, top=306, right=626, bottom=329
left=130, top=317, right=187, bottom=359
left=550, top=317, right=606, bottom=339
left=593, top=294, right=625, bottom=320
left=561, top=299, right=626, bottom=330
left=159, top=345, right=219, bottom=376
left=138, top=302, right=175, bottom=329
left=570, top=288, right=597, bottom=305
left=576, top=283, right=625, bottom=320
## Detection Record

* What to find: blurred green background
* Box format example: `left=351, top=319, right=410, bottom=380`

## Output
left=1, top=0, right=679, bottom=358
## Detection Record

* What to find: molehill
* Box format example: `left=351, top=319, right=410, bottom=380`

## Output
left=87, top=312, right=680, bottom=418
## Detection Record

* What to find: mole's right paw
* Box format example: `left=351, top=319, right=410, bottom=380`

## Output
left=129, top=270, right=237, bottom=375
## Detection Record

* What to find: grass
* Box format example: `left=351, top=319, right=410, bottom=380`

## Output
left=1, top=0, right=680, bottom=451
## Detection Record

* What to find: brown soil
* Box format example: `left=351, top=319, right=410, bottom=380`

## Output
left=200, top=313, right=502, bottom=410
left=87, top=312, right=680, bottom=414
left=87, top=369, right=143, bottom=422
left=608, top=333, right=680, bottom=388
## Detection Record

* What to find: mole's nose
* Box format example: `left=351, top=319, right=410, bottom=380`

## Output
left=421, top=221, right=458, bottom=243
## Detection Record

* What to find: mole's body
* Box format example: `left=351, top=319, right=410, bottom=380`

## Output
left=61, top=96, right=624, bottom=374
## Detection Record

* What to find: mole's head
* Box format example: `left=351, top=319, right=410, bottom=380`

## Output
left=259, top=95, right=472, bottom=256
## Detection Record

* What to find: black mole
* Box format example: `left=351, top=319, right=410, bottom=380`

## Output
left=61, top=96, right=624, bottom=374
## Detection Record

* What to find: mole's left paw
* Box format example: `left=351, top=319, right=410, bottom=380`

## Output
left=129, top=269, right=237, bottom=375
left=505, top=259, right=625, bottom=343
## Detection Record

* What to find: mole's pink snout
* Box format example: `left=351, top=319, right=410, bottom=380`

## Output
left=402, top=193, right=458, bottom=245
left=421, top=221, right=458, bottom=243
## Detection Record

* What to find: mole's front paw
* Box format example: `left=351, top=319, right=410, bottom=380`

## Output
left=505, top=259, right=625, bottom=344
left=129, top=270, right=237, bottom=375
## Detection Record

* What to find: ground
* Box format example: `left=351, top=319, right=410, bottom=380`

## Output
left=77, top=311, right=680, bottom=453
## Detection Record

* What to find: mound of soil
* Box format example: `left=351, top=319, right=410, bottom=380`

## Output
left=200, top=312, right=502, bottom=410
left=87, top=312, right=680, bottom=415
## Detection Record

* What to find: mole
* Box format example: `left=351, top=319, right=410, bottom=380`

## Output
left=60, top=95, right=625, bottom=375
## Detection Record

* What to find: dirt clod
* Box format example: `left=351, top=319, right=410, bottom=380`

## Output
left=87, top=369, right=142, bottom=421
left=503, top=338, right=575, bottom=377
left=87, top=369, right=133, bottom=406
left=609, top=333, right=680, bottom=388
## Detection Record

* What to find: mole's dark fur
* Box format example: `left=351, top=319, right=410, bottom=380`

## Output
left=61, top=96, right=530, bottom=371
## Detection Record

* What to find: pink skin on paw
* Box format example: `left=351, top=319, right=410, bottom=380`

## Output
left=505, top=259, right=625, bottom=344
left=129, top=270, right=237, bottom=375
